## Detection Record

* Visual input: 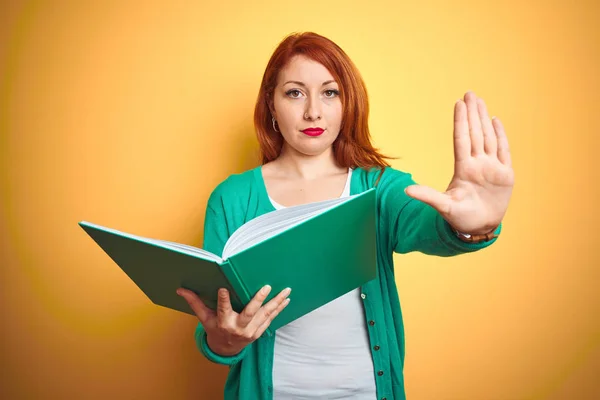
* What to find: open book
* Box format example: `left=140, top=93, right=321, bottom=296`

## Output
left=79, top=188, right=377, bottom=335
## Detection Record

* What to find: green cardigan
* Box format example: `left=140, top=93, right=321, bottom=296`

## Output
left=194, top=165, right=501, bottom=400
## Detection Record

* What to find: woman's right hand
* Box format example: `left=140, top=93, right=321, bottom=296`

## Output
left=177, top=285, right=291, bottom=356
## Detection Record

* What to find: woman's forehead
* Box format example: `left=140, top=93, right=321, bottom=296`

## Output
left=277, top=55, right=337, bottom=85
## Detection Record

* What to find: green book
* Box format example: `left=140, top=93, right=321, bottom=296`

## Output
left=79, top=188, right=377, bottom=335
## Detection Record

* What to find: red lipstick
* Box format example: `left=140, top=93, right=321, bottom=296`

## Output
left=301, top=128, right=325, bottom=137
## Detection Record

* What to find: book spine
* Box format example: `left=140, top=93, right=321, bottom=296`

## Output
left=219, top=261, right=274, bottom=337
left=219, top=259, right=252, bottom=308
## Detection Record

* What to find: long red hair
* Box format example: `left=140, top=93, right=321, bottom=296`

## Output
left=253, top=32, right=393, bottom=170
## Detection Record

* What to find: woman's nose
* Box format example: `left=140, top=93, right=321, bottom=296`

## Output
left=304, top=97, right=322, bottom=121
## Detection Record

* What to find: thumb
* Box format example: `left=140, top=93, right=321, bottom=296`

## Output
left=404, top=184, right=450, bottom=214
left=177, top=288, right=213, bottom=323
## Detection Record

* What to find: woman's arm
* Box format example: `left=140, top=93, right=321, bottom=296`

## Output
left=189, top=188, right=291, bottom=365
left=194, top=192, right=250, bottom=365
left=379, top=93, right=512, bottom=256
left=377, top=168, right=501, bottom=257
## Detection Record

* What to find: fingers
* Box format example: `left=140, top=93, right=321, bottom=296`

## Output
left=493, top=117, right=512, bottom=167
left=405, top=184, right=451, bottom=215
left=253, top=296, right=291, bottom=338
left=216, top=288, right=233, bottom=319
left=257, top=287, right=291, bottom=324
left=476, top=97, right=498, bottom=156
left=177, top=285, right=292, bottom=344
left=177, top=288, right=213, bottom=324
left=453, top=99, right=470, bottom=163
left=244, top=287, right=291, bottom=332
left=229, top=287, right=290, bottom=344
left=237, top=285, right=273, bottom=327
left=464, top=91, right=484, bottom=156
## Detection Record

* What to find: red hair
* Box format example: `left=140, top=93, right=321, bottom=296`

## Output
left=253, top=32, right=393, bottom=170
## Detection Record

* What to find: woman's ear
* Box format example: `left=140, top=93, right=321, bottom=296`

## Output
left=267, top=94, right=276, bottom=119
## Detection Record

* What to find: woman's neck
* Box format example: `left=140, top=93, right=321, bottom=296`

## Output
left=273, top=145, right=345, bottom=180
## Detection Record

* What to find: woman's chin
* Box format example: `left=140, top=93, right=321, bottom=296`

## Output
left=288, top=141, right=332, bottom=156
left=287, top=136, right=337, bottom=155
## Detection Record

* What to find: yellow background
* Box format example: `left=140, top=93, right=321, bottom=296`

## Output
left=1, top=1, right=598, bottom=399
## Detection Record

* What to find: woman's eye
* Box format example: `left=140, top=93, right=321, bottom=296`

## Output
left=286, top=90, right=302, bottom=98
left=286, top=89, right=338, bottom=98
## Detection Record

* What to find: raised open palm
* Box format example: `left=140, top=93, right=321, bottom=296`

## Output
left=405, top=91, right=515, bottom=234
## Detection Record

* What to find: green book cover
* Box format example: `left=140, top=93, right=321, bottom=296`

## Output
left=79, top=188, right=377, bottom=335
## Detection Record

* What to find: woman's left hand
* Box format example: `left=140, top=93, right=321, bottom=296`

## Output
left=405, top=91, right=515, bottom=235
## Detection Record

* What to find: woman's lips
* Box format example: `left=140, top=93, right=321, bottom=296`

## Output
left=301, top=128, right=325, bottom=137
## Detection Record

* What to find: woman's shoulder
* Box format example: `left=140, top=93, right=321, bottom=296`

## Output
left=213, top=167, right=257, bottom=193
left=353, top=165, right=415, bottom=189
left=206, top=166, right=260, bottom=208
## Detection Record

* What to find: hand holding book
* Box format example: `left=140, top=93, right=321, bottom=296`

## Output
left=79, top=188, right=377, bottom=335
left=177, top=285, right=291, bottom=356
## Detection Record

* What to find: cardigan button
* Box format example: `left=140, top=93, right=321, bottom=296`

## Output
left=369, top=320, right=375, bottom=326
left=373, top=345, right=380, bottom=351
left=361, top=293, right=366, bottom=299
left=377, top=370, right=384, bottom=376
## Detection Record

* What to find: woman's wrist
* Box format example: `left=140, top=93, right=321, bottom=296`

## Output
left=448, top=222, right=500, bottom=243
left=206, top=334, right=245, bottom=357
left=450, top=223, right=500, bottom=243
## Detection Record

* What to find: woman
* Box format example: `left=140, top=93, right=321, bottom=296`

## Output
left=177, top=32, right=514, bottom=400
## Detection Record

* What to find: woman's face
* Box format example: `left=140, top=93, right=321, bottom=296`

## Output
left=271, top=55, right=343, bottom=157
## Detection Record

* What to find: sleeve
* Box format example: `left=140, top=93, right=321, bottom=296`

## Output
left=194, top=187, right=250, bottom=366
left=195, top=323, right=249, bottom=366
left=377, top=167, right=502, bottom=257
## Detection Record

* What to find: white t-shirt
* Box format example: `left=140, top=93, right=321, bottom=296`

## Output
left=269, top=169, right=377, bottom=399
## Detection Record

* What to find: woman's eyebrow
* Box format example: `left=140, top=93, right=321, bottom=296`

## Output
left=283, top=80, right=337, bottom=87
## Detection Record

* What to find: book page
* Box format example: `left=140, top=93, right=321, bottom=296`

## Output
left=223, top=199, right=340, bottom=255
left=149, top=239, right=223, bottom=263
left=79, top=222, right=222, bottom=263
left=221, top=195, right=353, bottom=259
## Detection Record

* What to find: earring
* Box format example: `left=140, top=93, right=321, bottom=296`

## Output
left=272, top=117, right=280, bottom=132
